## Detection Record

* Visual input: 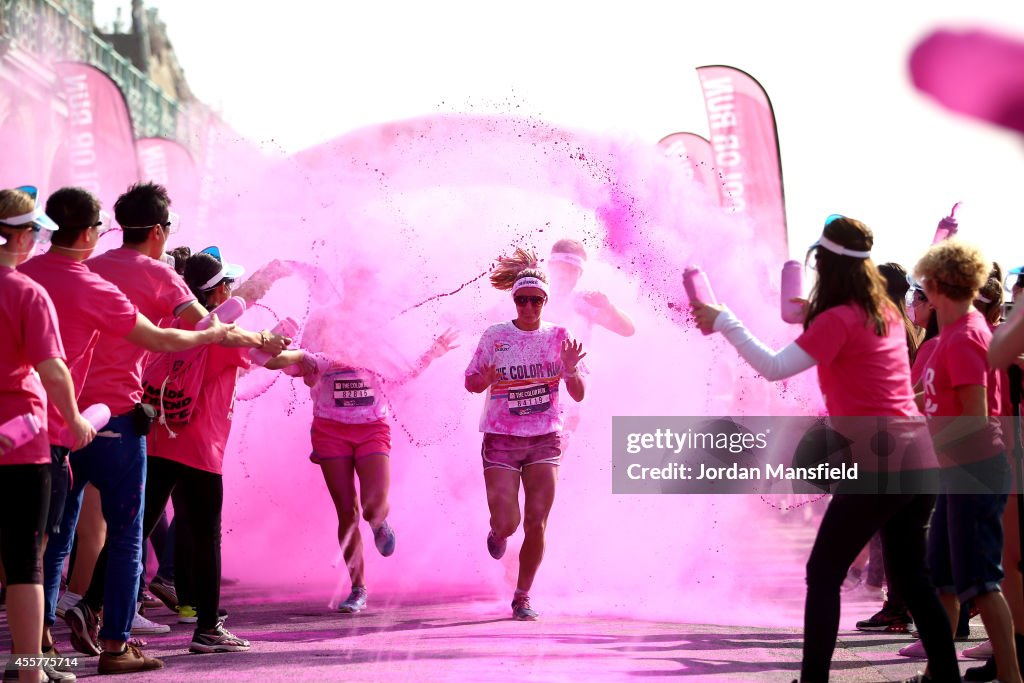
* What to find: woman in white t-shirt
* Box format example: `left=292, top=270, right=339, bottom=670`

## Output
left=302, top=302, right=457, bottom=614
left=465, top=248, right=587, bottom=621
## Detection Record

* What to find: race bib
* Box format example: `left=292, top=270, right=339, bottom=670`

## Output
left=333, top=376, right=375, bottom=407
left=508, top=383, right=551, bottom=416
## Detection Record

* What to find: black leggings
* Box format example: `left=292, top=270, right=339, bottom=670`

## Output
left=86, top=456, right=223, bottom=630
left=801, top=494, right=961, bottom=683
left=0, top=464, right=50, bottom=585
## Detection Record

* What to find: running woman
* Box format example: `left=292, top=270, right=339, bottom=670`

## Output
left=693, top=215, right=960, bottom=683
left=465, top=248, right=587, bottom=621
left=302, top=303, right=458, bottom=614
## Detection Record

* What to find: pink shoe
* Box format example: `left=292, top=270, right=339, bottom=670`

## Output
left=898, top=639, right=927, bottom=658
left=962, top=639, right=992, bottom=659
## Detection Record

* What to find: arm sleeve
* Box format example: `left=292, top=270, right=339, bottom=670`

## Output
left=712, top=309, right=816, bottom=381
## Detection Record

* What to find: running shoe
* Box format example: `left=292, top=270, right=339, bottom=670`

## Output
left=177, top=604, right=198, bottom=623
left=189, top=620, right=252, bottom=653
left=373, top=520, right=396, bottom=557
left=55, top=590, right=83, bottom=619
left=64, top=601, right=101, bottom=657
left=337, top=587, right=368, bottom=614
left=855, top=601, right=913, bottom=632
left=897, top=639, right=926, bottom=658
left=148, top=577, right=178, bottom=611
left=131, top=610, right=170, bottom=635
left=511, top=594, right=538, bottom=621
left=487, top=531, right=507, bottom=560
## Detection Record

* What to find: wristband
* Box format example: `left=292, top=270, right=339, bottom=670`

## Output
left=564, top=368, right=579, bottom=378
left=259, top=331, right=269, bottom=349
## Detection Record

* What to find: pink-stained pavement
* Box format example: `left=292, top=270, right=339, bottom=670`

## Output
left=1, top=582, right=987, bottom=682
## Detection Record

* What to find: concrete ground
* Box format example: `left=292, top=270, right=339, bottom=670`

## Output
left=0, top=585, right=990, bottom=682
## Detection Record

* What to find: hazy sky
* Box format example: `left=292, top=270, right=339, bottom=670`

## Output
left=92, top=0, right=1024, bottom=270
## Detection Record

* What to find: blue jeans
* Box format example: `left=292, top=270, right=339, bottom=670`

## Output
left=42, top=414, right=146, bottom=642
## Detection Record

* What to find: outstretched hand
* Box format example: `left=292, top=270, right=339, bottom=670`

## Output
left=427, top=327, right=461, bottom=359
left=560, top=338, right=587, bottom=375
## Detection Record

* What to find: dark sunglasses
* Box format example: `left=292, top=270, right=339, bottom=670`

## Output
left=514, top=295, right=547, bottom=307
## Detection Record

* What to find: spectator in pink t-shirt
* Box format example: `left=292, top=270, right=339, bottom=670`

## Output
left=693, top=215, right=959, bottom=682
left=465, top=248, right=587, bottom=622
left=130, top=249, right=306, bottom=654
left=0, top=187, right=96, bottom=683
left=913, top=240, right=1021, bottom=683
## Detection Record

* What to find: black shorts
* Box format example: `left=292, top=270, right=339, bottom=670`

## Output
left=0, top=463, right=51, bottom=584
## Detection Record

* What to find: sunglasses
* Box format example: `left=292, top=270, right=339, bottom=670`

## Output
left=514, top=295, right=547, bottom=307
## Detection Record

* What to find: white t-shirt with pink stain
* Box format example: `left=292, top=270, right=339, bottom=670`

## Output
left=308, top=352, right=389, bottom=425
left=466, top=321, right=584, bottom=437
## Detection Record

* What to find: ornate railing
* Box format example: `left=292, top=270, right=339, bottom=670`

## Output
left=0, top=0, right=196, bottom=147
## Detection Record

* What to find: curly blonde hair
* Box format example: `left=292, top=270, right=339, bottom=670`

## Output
left=913, top=240, right=989, bottom=303
left=490, top=247, right=548, bottom=291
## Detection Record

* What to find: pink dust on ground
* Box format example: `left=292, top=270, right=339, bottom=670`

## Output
left=187, top=113, right=826, bottom=628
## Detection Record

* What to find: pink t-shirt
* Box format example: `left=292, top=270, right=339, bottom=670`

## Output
left=148, top=344, right=251, bottom=475
left=911, top=336, right=939, bottom=387
left=920, top=309, right=1004, bottom=462
left=79, top=248, right=195, bottom=416
left=795, top=304, right=919, bottom=417
left=465, top=321, right=583, bottom=437
left=0, top=266, right=65, bottom=466
left=19, top=251, right=138, bottom=446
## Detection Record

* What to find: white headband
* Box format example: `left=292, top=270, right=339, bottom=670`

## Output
left=512, top=276, right=550, bottom=296
left=976, top=293, right=993, bottom=304
left=815, top=235, right=871, bottom=259
left=200, top=265, right=230, bottom=291
left=549, top=252, right=586, bottom=269
left=0, top=207, right=59, bottom=232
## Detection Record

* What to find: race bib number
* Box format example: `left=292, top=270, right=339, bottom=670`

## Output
left=333, top=378, right=375, bottom=407
left=508, top=383, right=551, bottom=416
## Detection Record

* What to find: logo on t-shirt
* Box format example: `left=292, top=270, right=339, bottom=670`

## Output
left=494, top=341, right=511, bottom=352
left=334, top=378, right=375, bottom=407
left=923, top=368, right=937, bottom=416
left=508, top=383, right=551, bottom=416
